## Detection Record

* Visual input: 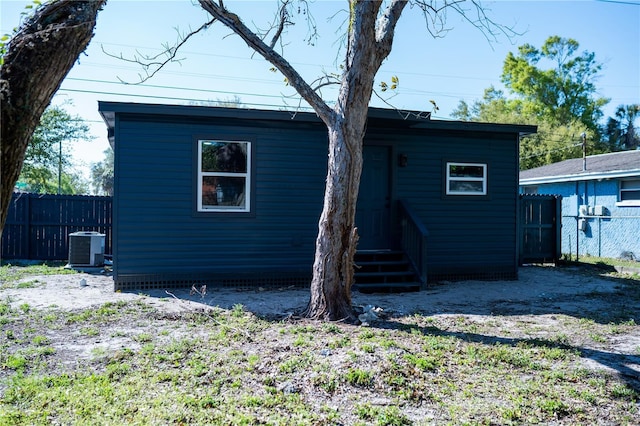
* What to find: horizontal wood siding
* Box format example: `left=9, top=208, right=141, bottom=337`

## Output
left=392, top=130, right=519, bottom=280
left=114, top=116, right=326, bottom=286
left=105, top=103, right=527, bottom=287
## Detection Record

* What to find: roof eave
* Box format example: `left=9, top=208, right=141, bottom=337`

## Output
left=410, top=120, right=537, bottom=135
left=519, top=169, right=640, bottom=185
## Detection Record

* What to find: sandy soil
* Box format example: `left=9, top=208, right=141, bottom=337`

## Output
left=2, top=265, right=636, bottom=319
left=3, top=264, right=640, bottom=384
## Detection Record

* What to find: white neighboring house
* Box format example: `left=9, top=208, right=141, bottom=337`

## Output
left=520, top=150, right=640, bottom=260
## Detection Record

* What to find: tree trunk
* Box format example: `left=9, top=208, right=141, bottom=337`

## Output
left=302, top=0, right=406, bottom=322
left=302, top=123, right=363, bottom=322
left=0, top=0, right=105, bottom=237
left=198, top=0, right=406, bottom=321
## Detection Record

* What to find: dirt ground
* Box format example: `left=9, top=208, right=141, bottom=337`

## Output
left=2, top=264, right=638, bottom=318
left=3, top=264, right=640, bottom=385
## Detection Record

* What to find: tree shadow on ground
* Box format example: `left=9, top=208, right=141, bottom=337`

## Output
left=353, top=267, right=640, bottom=392
left=394, top=264, right=640, bottom=325
left=371, top=318, right=640, bottom=393
left=124, top=265, right=640, bottom=393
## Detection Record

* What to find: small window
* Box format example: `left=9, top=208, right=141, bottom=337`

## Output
left=446, top=162, right=487, bottom=195
left=618, top=179, right=640, bottom=206
left=198, top=140, right=251, bottom=212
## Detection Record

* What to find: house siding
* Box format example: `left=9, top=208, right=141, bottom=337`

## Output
left=102, top=103, right=531, bottom=289
left=394, top=131, right=519, bottom=280
left=524, top=180, right=640, bottom=259
left=113, top=115, right=326, bottom=287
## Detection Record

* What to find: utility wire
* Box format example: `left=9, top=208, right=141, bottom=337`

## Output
left=521, top=143, right=583, bottom=160
left=57, top=88, right=314, bottom=112
left=595, top=0, right=640, bottom=5
left=65, top=77, right=291, bottom=100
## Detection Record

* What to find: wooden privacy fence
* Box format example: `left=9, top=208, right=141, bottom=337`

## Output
left=2, top=193, right=112, bottom=261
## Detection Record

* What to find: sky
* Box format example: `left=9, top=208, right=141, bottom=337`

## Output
left=2, top=0, right=639, bottom=186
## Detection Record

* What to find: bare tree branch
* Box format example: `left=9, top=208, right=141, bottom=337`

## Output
left=198, top=0, right=334, bottom=124
left=102, top=19, right=216, bottom=84
left=310, top=72, right=341, bottom=92
left=376, top=0, right=408, bottom=56
left=269, top=0, right=290, bottom=49
left=411, top=0, right=519, bottom=44
left=338, top=0, right=407, bottom=118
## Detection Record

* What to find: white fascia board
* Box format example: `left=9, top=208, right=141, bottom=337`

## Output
left=519, top=169, right=640, bottom=186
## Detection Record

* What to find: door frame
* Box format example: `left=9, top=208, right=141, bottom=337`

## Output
left=357, top=144, right=394, bottom=249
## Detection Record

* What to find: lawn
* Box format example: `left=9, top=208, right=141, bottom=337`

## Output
left=0, top=261, right=639, bottom=425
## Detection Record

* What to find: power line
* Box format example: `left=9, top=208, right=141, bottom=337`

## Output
left=521, top=142, right=583, bottom=160
left=57, top=88, right=314, bottom=112
left=595, top=0, right=640, bottom=5
left=65, top=77, right=290, bottom=100
left=65, top=59, right=639, bottom=109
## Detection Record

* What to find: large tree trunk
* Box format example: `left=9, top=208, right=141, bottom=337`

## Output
left=303, top=122, right=363, bottom=322
left=0, top=0, right=105, bottom=237
left=199, top=0, right=406, bottom=321
left=303, top=0, right=406, bottom=321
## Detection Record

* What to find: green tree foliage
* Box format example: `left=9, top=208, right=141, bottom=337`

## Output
left=452, top=87, right=590, bottom=170
left=90, top=148, right=114, bottom=196
left=17, top=106, right=91, bottom=194
left=453, top=36, right=610, bottom=169
left=502, top=36, right=608, bottom=131
left=0, top=0, right=104, bottom=234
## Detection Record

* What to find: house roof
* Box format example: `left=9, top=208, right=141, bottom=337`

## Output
left=98, top=101, right=537, bottom=148
left=519, top=150, right=640, bottom=185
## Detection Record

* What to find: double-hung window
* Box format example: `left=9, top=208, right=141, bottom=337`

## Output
left=618, top=179, right=640, bottom=206
left=197, top=140, right=251, bottom=212
left=446, top=162, right=487, bottom=196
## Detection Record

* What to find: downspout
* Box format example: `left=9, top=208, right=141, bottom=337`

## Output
left=576, top=181, right=580, bottom=261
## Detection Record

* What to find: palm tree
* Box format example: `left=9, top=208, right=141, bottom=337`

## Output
left=604, top=104, right=640, bottom=151
left=616, top=104, right=640, bottom=150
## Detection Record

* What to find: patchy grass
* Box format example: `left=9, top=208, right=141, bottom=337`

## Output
left=0, top=264, right=639, bottom=425
left=0, top=298, right=638, bottom=425
left=0, top=262, right=76, bottom=289
left=574, top=255, right=640, bottom=269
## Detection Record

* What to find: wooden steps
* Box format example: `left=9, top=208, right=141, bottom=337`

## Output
left=353, top=250, right=421, bottom=293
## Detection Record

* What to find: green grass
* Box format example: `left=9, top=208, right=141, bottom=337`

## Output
left=0, top=263, right=639, bottom=425
left=1, top=302, right=638, bottom=425
left=573, top=255, right=640, bottom=269
left=0, top=262, right=76, bottom=289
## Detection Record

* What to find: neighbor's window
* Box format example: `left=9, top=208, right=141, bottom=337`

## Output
left=198, top=140, right=251, bottom=212
left=446, top=162, right=487, bottom=195
left=618, top=179, right=640, bottom=206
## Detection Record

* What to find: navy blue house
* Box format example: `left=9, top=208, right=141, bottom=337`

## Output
left=99, top=102, right=535, bottom=291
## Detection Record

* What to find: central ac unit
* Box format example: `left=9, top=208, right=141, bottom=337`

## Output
left=68, top=231, right=105, bottom=267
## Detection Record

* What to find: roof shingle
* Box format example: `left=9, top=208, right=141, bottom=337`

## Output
left=520, top=150, right=640, bottom=181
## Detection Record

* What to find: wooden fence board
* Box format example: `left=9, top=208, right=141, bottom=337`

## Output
left=1, top=193, right=112, bottom=261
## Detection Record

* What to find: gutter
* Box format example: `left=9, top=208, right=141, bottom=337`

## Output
left=520, top=169, right=640, bottom=185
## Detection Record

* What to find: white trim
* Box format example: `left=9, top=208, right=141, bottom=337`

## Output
left=197, top=140, right=251, bottom=213
left=446, top=162, right=487, bottom=196
left=519, top=169, right=640, bottom=185
left=615, top=201, right=640, bottom=207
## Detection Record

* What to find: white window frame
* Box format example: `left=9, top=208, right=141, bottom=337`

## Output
left=446, top=162, right=487, bottom=196
left=616, top=178, right=640, bottom=207
left=197, top=140, right=251, bottom=212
